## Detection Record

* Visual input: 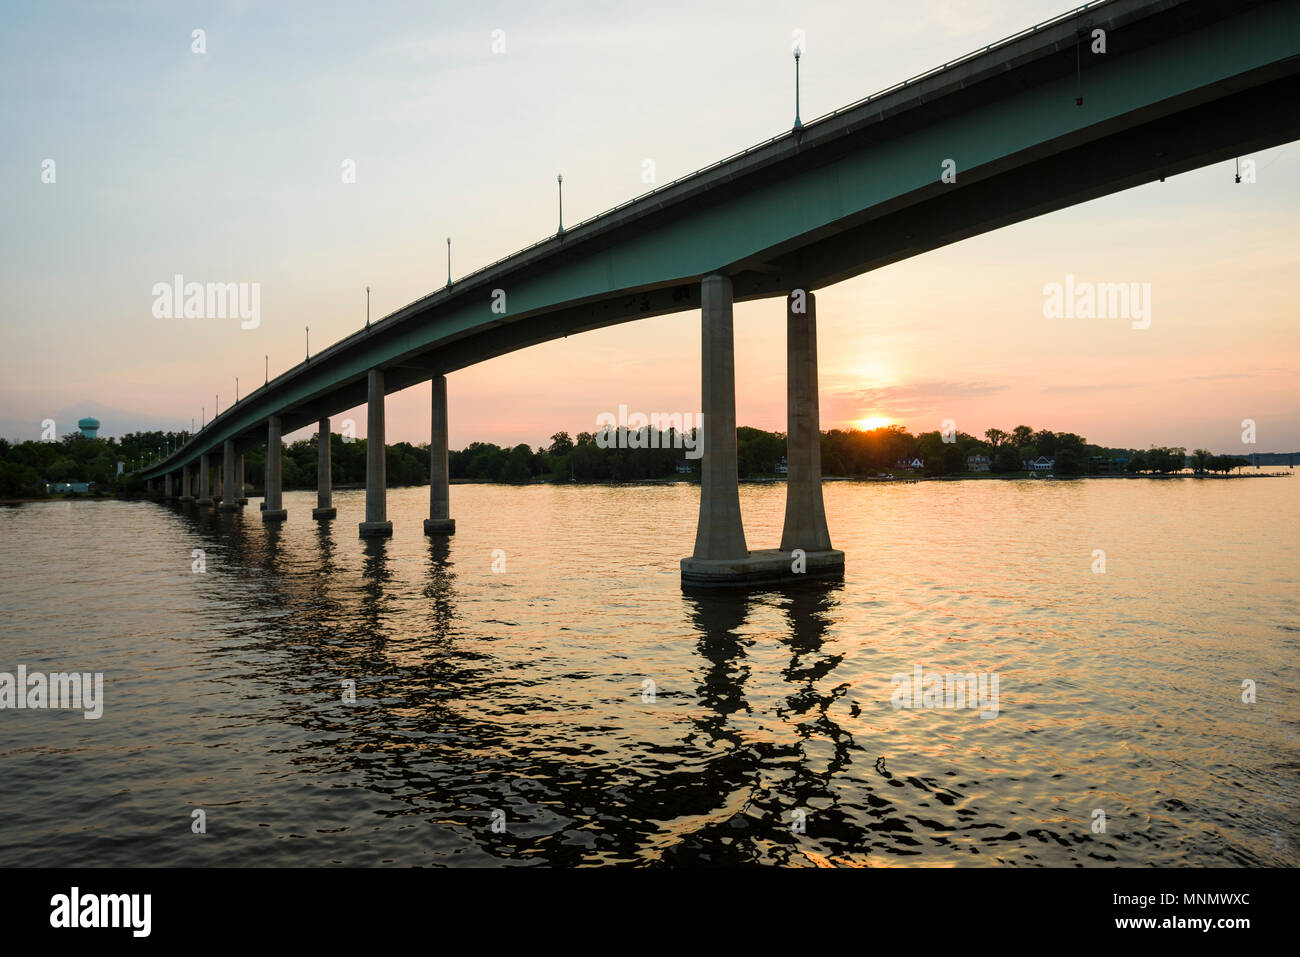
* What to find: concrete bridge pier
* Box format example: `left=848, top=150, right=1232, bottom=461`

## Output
left=424, top=375, right=455, bottom=535
left=680, top=275, right=750, bottom=586
left=180, top=464, right=194, bottom=502
left=312, top=416, right=336, bottom=519
left=778, top=289, right=843, bottom=579
left=164, top=472, right=174, bottom=499
left=219, top=440, right=239, bottom=511
left=359, top=369, right=393, bottom=538
left=196, top=453, right=213, bottom=506
left=236, top=453, right=247, bottom=505
left=680, top=278, right=842, bottom=588
left=263, top=414, right=288, bottom=522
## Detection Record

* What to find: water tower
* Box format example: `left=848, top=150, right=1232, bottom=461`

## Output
left=78, top=416, right=100, bottom=439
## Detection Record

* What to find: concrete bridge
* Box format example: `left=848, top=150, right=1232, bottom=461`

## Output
left=141, top=0, right=1300, bottom=587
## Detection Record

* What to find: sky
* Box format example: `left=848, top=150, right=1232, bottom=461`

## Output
left=1, top=0, right=1296, bottom=455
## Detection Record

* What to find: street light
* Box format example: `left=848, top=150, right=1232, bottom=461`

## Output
left=306, top=325, right=310, bottom=361
left=793, top=46, right=803, bottom=131
left=446, top=237, right=452, bottom=287
left=557, top=174, right=564, bottom=235
left=366, top=286, right=370, bottom=328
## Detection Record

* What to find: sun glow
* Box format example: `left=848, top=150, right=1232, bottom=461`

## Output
left=854, top=416, right=895, bottom=431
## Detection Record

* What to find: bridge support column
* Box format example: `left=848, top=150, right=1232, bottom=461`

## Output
left=424, top=375, right=455, bottom=535
left=219, top=440, right=239, bottom=511
left=236, top=453, right=247, bottom=505
left=263, top=415, right=287, bottom=522
left=164, top=472, right=174, bottom=499
left=313, top=417, right=336, bottom=519
left=359, top=369, right=393, bottom=538
left=180, top=464, right=194, bottom=502
left=197, top=454, right=213, bottom=505
left=778, top=289, right=843, bottom=577
left=680, top=275, right=749, bottom=586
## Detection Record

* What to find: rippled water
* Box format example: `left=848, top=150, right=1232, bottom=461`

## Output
left=0, top=476, right=1296, bottom=866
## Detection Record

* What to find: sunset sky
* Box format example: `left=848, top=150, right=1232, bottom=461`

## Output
left=1, top=0, right=1296, bottom=454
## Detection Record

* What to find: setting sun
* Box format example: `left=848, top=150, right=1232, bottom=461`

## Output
left=854, top=416, right=895, bottom=431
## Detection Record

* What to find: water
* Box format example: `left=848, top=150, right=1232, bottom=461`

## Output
left=1, top=477, right=1296, bottom=867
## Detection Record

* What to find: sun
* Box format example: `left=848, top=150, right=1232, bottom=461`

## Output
left=854, top=415, right=894, bottom=431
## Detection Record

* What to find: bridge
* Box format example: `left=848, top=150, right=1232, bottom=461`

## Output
left=140, top=0, right=1300, bottom=587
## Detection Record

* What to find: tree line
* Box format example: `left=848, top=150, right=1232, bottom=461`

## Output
left=0, top=423, right=1258, bottom=498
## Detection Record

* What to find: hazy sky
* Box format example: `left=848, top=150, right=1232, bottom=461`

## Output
left=2, top=0, right=1296, bottom=454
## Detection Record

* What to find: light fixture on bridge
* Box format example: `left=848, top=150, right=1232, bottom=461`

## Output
left=447, top=237, right=452, bottom=287
left=306, top=325, right=310, bottom=362
left=366, top=286, right=370, bottom=328
left=793, top=46, right=803, bottom=131
left=265, top=354, right=269, bottom=384
left=235, top=377, right=239, bottom=404
left=557, top=174, right=564, bottom=236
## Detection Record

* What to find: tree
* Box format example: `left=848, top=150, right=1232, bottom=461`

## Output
left=993, top=445, right=1022, bottom=473
left=1011, top=425, right=1034, bottom=448
left=1055, top=448, right=1080, bottom=476
left=548, top=432, right=574, bottom=455
left=984, top=428, right=1008, bottom=448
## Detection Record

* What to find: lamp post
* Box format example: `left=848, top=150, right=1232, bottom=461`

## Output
left=557, top=174, right=564, bottom=235
left=793, top=46, right=803, bottom=131
left=265, top=354, right=268, bottom=385
left=446, top=237, right=452, bottom=287
left=306, top=325, right=310, bottom=361
left=366, top=286, right=370, bottom=328
left=235, top=377, right=239, bottom=404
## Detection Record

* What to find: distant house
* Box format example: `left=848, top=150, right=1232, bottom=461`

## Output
left=1025, top=456, right=1054, bottom=471
left=895, top=457, right=924, bottom=470
left=966, top=453, right=991, bottom=472
left=774, top=456, right=788, bottom=475
left=675, top=459, right=695, bottom=474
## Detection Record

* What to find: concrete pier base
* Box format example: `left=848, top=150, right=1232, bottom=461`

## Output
left=425, top=375, right=455, bottom=536
left=681, top=548, right=845, bottom=588
left=218, top=440, right=239, bottom=511
left=263, top=414, right=287, bottom=523
left=359, top=369, right=393, bottom=538
left=196, top=453, right=213, bottom=506
left=314, top=416, right=334, bottom=520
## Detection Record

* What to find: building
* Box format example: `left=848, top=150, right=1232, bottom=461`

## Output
left=966, top=453, right=991, bottom=472
left=77, top=416, right=100, bottom=439
left=895, top=457, right=924, bottom=470
left=774, top=456, right=788, bottom=475
left=1025, top=455, right=1054, bottom=471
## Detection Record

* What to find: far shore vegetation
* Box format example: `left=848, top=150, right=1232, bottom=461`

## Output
left=0, top=424, right=1288, bottom=501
